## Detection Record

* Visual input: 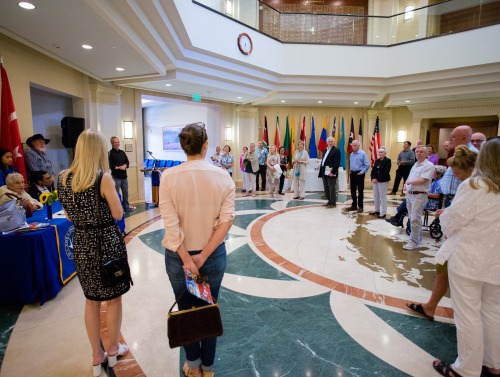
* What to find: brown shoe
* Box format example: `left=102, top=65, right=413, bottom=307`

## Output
left=368, top=211, right=380, bottom=215
left=183, top=361, right=201, bottom=377
left=201, top=370, right=214, bottom=377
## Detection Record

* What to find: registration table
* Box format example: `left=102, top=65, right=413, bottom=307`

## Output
left=0, top=201, right=76, bottom=306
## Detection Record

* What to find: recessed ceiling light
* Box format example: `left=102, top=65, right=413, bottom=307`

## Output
left=405, top=100, right=411, bottom=103
left=354, top=101, right=359, bottom=105
left=165, top=83, right=172, bottom=87
left=237, top=96, right=242, bottom=99
left=115, top=67, right=124, bottom=71
left=281, top=100, right=285, bottom=103
left=318, top=101, right=322, bottom=104
left=18, top=2, right=35, bottom=10
left=82, top=44, right=93, bottom=50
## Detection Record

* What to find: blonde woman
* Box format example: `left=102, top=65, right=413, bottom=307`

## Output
left=432, top=138, right=500, bottom=377
left=265, top=145, right=280, bottom=197
left=292, top=141, right=309, bottom=199
left=58, top=129, right=131, bottom=376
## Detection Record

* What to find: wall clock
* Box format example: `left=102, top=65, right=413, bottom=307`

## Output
left=237, top=33, right=253, bottom=55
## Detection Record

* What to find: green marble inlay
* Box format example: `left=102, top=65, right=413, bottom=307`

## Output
left=188, top=289, right=410, bottom=377
left=232, top=213, right=264, bottom=230
left=226, top=244, right=295, bottom=281
left=0, top=304, right=22, bottom=367
left=286, top=200, right=320, bottom=208
left=138, top=228, right=165, bottom=255
left=235, top=199, right=276, bottom=211
left=368, top=305, right=457, bottom=362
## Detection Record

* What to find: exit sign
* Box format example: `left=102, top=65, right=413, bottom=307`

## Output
left=192, top=94, right=201, bottom=102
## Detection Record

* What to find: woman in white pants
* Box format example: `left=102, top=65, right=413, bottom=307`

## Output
left=292, top=141, right=309, bottom=199
left=369, top=147, right=391, bottom=218
left=243, top=143, right=259, bottom=197
left=239, top=146, right=248, bottom=193
left=433, top=137, right=500, bottom=377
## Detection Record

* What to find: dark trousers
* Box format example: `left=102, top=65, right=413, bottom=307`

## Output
left=322, top=176, right=337, bottom=205
left=256, top=165, right=267, bottom=191
left=350, top=172, right=365, bottom=209
left=279, top=173, right=285, bottom=193
left=391, top=165, right=412, bottom=193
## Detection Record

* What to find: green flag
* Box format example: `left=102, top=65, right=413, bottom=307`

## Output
left=284, top=115, right=291, bottom=158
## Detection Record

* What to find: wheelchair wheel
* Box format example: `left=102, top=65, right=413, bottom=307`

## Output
left=429, top=218, right=442, bottom=240
left=406, top=219, right=411, bottom=236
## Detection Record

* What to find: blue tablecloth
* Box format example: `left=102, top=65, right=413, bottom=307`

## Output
left=0, top=202, right=76, bottom=306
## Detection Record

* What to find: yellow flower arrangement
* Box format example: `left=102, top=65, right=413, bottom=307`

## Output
left=39, top=190, right=59, bottom=205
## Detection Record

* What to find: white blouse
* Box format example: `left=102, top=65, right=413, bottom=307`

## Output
left=434, top=178, right=500, bottom=285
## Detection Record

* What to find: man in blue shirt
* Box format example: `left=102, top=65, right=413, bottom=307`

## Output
left=346, top=140, right=370, bottom=213
left=255, top=140, right=268, bottom=191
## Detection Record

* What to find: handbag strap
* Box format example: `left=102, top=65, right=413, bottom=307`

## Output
left=168, top=289, right=218, bottom=314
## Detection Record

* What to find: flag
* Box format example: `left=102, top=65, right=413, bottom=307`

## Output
left=274, top=115, right=280, bottom=148
left=263, top=115, right=269, bottom=148
left=309, top=116, right=318, bottom=158
left=347, top=117, right=355, bottom=153
left=332, top=116, right=336, bottom=139
left=318, top=117, right=327, bottom=152
left=284, top=115, right=291, bottom=158
left=369, top=116, right=381, bottom=167
left=1, top=64, right=27, bottom=182
left=358, top=118, right=363, bottom=148
left=290, top=115, right=295, bottom=159
left=338, top=116, right=346, bottom=169
left=300, top=115, right=306, bottom=143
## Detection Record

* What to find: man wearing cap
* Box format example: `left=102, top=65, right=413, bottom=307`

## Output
left=24, top=134, right=55, bottom=180
left=109, top=136, right=135, bottom=211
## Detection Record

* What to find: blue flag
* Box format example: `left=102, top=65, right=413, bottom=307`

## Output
left=309, top=116, right=318, bottom=158
left=339, top=116, right=346, bottom=169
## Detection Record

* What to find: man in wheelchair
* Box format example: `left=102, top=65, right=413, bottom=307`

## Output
left=386, top=165, right=447, bottom=239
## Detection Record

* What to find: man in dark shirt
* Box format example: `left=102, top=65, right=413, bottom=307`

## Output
left=27, top=170, right=54, bottom=200
left=389, top=141, right=415, bottom=196
left=109, top=136, right=135, bottom=211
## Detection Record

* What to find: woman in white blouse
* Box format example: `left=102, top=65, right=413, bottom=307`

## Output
left=292, top=141, right=309, bottom=199
left=432, top=137, right=500, bottom=377
left=159, top=122, right=235, bottom=377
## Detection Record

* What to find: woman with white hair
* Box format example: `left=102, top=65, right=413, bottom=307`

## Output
left=0, top=172, right=42, bottom=209
left=369, top=147, right=391, bottom=218
left=292, top=141, right=309, bottom=199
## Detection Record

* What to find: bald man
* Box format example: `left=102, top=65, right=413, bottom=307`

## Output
left=450, top=125, right=478, bottom=153
left=471, top=132, right=486, bottom=150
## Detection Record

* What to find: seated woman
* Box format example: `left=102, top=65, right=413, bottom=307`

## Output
left=0, top=148, right=19, bottom=187
left=386, top=165, right=447, bottom=226
left=0, top=172, right=43, bottom=210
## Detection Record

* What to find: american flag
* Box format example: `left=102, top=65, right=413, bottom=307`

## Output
left=369, top=116, right=381, bottom=167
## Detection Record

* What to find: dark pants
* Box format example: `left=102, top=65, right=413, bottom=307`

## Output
left=279, top=173, right=285, bottom=193
left=349, top=172, right=365, bottom=209
left=391, top=165, right=412, bottom=193
left=322, top=176, right=337, bottom=205
left=112, top=177, right=130, bottom=210
left=256, top=165, right=267, bottom=191
left=165, top=243, right=226, bottom=370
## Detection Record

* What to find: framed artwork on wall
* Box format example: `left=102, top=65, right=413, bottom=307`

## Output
left=162, top=126, right=183, bottom=151
left=125, top=144, right=133, bottom=152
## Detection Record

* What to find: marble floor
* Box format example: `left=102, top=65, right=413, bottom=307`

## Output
left=0, top=190, right=457, bottom=377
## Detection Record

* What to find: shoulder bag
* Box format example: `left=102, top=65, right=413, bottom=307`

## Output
left=167, top=292, right=223, bottom=348
left=0, top=199, right=26, bottom=232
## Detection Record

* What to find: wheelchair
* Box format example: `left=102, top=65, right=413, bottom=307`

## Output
left=403, top=209, right=443, bottom=240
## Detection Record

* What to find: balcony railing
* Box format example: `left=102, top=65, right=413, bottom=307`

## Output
left=194, top=0, right=500, bottom=46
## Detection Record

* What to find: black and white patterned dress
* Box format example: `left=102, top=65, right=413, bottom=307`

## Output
left=58, top=173, right=131, bottom=301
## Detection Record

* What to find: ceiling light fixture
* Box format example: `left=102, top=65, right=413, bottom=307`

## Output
left=318, top=101, right=322, bottom=104
left=237, top=96, right=242, bottom=99
left=281, top=100, right=285, bottom=103
left=354, top=101, right=359, bottom=105
left=82, top=44, right=93, bottom=50
left=115, top=67, right=124, bottom=71
left=165, top=83, right=172, bottom=87
left=405, top=100, right=411, bottom=103
left=18, top=2, right=35, bottom=10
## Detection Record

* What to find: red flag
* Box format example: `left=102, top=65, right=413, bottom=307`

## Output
left=369, top=116, right=381, bottom=167
left=1, top=64, right=27, bottom=182
left=347, top=117, right=356, bottom=153
left=274, top=116, right=280, bottom=147
left=263, top=115, right=269, bottom=148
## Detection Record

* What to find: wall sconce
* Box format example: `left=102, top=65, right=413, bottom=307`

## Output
left=225, top=127, right=233, bottom=141
left=226, top=0, right=233, bottom=16
left=123, top=121, right=133, bottom=139
left=404, top=5, right=414, bottom=21
left=397, top=130, right=407, bottom=143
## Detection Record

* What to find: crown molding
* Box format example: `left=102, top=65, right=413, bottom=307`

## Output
left=407, top=99, right=500, bottom=119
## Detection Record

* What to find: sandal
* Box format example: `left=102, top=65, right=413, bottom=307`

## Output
left=406, top=303, right=434, bottom=321
left=108, top=343, right=129, bottom=368
left=183, top=361, right=201, bottom=377
left=433, top=360, right=462, bottom=377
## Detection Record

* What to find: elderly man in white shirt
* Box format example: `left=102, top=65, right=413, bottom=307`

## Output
left=402, top=145, right=435, bottom=250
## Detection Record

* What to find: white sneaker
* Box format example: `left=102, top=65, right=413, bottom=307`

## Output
left=403, top=242, right=420, bottom=250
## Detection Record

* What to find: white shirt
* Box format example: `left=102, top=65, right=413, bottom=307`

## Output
left=435, top=178, right=500, bottom=285
left=406, top=159, right=434, bottom=192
